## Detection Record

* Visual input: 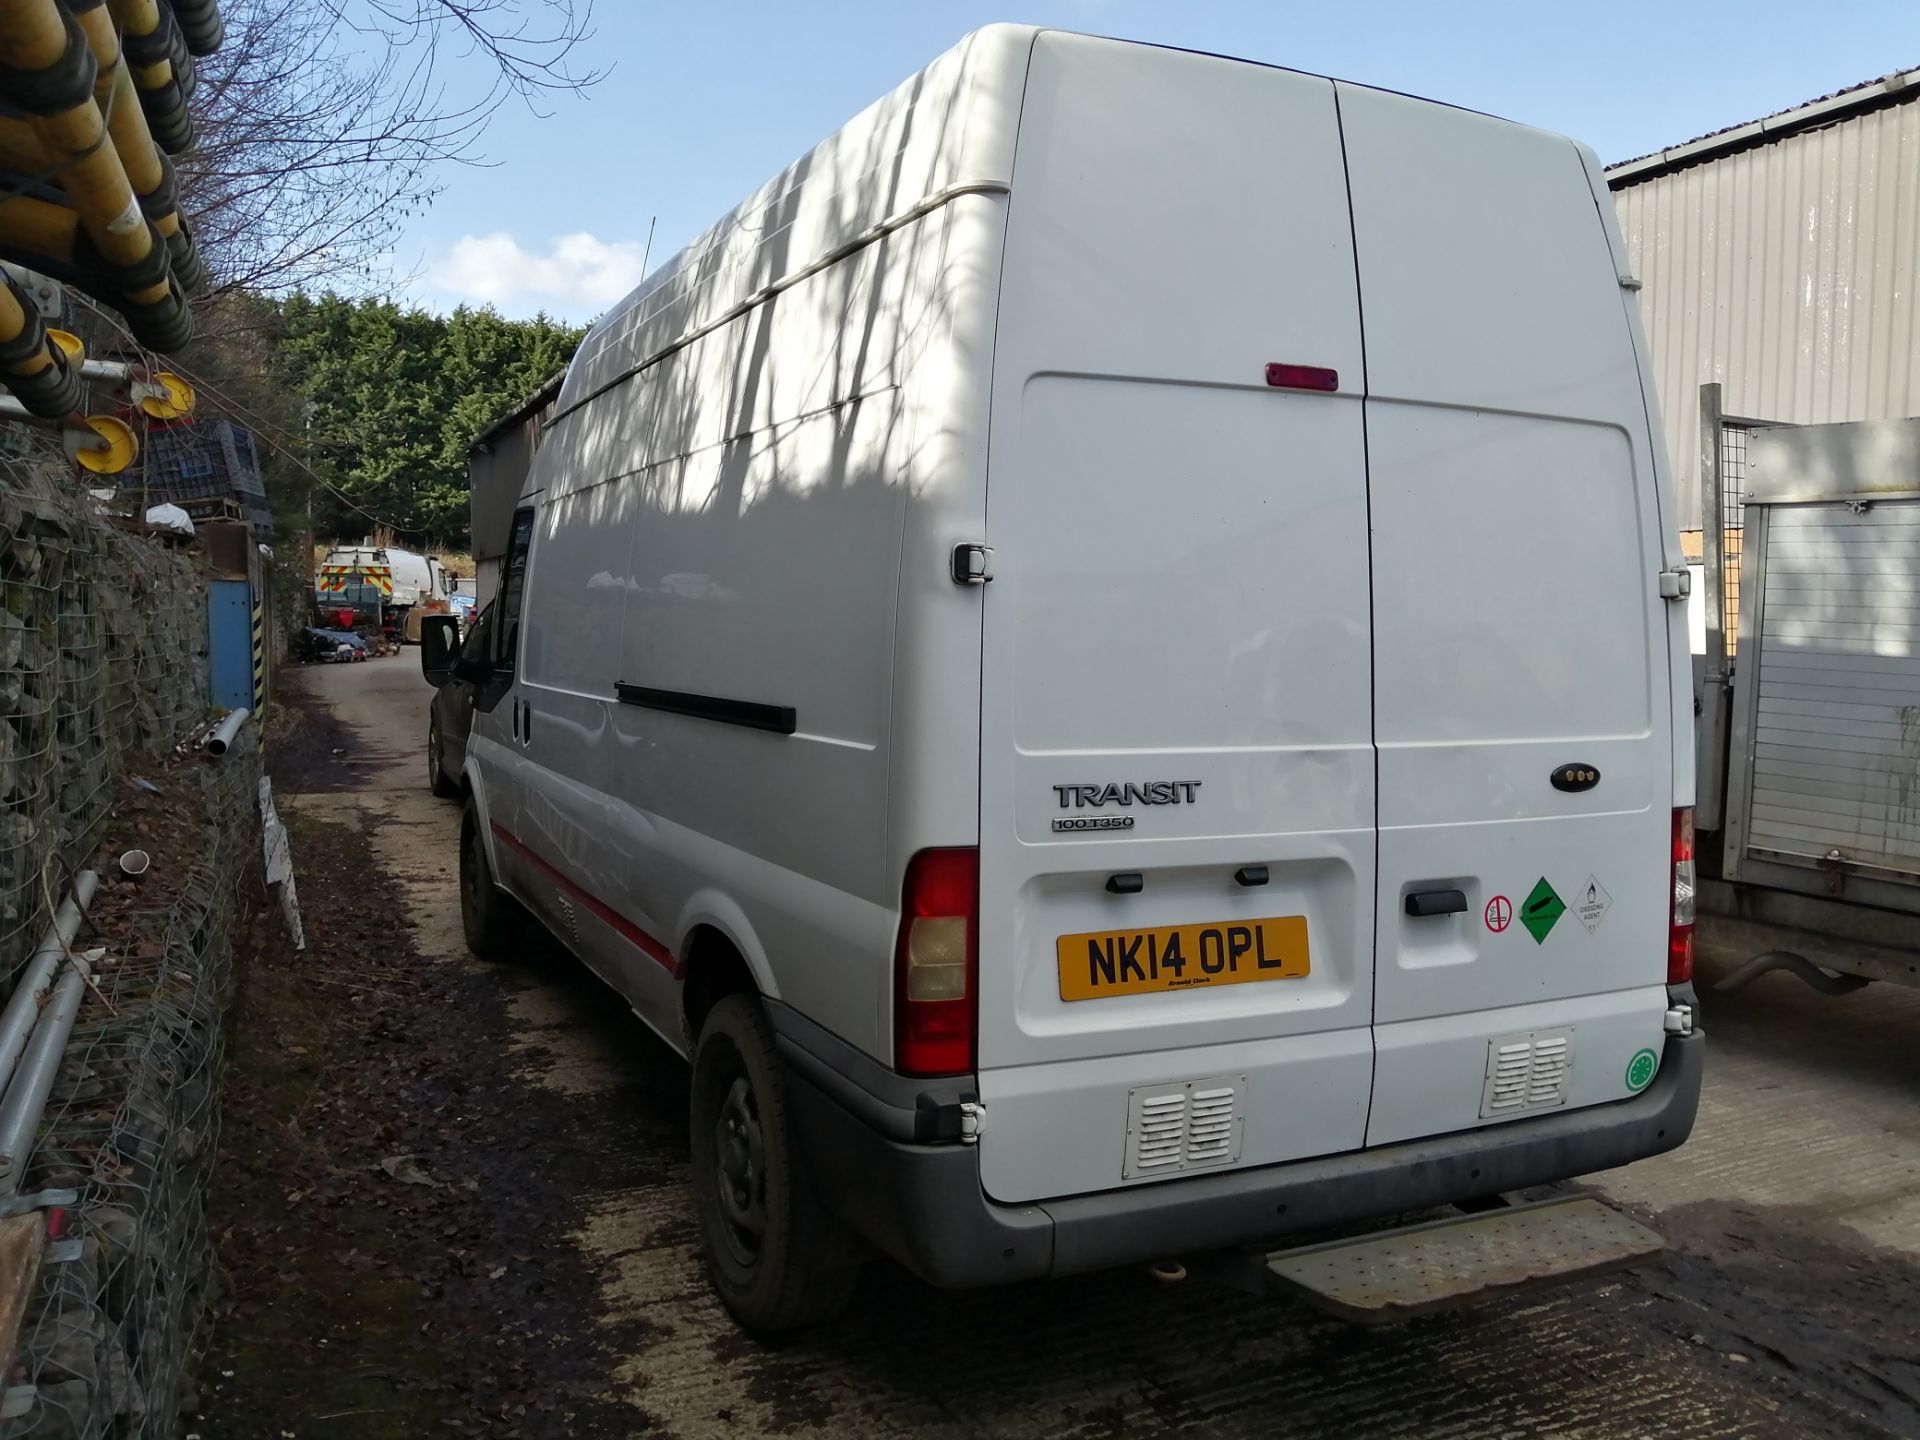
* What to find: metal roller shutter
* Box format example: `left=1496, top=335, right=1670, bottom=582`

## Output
left=1746, top=500, right=1920, bottom=879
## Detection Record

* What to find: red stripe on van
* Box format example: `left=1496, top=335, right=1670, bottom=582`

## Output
left=490, top=822, right=682, bottom=977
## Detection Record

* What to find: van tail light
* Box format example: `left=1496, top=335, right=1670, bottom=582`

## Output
left=1669, top=808, right=1695, bottom=985
left=894, top=848, right=978, bottom=1077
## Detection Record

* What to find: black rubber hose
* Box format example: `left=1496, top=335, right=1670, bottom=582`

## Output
left=0, top=278, right=83, bottom=419
left=0, top=6, right=97, bottom=116
left=72, top=219, right=175, bottom=298
left=142, top=88, right=194, bottom=155
left=122, top=6, right=197, bottom=147
left=3, top=357, right=84, bottom=418
left=134, top=152, right=180, bottom=222
left=1713, top=951, right=1873, bottom=996
left=164, top=223, right=205, bottom=293
left=117, top=278, right=193, bottom=352
left=168, top=0, right=226, bottom=56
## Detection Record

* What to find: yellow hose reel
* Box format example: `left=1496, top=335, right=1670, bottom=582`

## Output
left=64, top=413, right=137, bottom=474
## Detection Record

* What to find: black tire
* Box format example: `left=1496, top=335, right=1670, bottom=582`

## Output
left=690, top=993, right=861, bottom=1333
left=459, top=803, right=530, bottom=962
left=427, top=714, right=460, bottom=798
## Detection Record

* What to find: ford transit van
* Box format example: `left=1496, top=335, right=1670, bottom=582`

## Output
left=423, top=26, right=1703, bottom=1332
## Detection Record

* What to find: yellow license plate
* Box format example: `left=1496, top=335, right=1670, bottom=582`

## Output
left=1056, top=916, right=1310, bottom=1001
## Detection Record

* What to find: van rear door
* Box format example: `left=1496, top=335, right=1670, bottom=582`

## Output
left=1336, top=87, right=1680, bottom=1145
left=972, top=36, right=1375, bottom=1205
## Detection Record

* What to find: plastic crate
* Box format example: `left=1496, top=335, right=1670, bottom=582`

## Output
left=139, top=418, right=268, bottom=500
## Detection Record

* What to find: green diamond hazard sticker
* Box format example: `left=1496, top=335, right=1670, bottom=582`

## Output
left=1521, top=877, right=1565, bottom=944
left=1625, top=1048, right=1659, bottom=1093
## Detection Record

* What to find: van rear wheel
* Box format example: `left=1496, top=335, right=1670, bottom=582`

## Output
left=690, top=993, right=859, bottom=1333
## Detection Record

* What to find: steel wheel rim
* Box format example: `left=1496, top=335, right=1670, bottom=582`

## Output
left=713, top=1071, right=767, bottom=1265
left=428, top=720, right=441, bottom=788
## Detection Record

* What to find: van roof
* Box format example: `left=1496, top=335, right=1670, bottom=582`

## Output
left=557, top=26, right=1569, bottom=420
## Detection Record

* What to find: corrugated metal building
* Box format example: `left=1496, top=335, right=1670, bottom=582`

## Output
left=466, top=371, right=563, bottom=608
left=1607, top=69, right=1920, bottom=533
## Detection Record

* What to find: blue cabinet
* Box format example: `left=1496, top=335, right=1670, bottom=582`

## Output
left=207, top=578, right=258, bottom=710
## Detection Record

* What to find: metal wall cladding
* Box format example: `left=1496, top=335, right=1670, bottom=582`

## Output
left=1612, top=96, right=1920, bottom=529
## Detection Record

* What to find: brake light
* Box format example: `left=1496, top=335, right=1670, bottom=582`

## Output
left=894, top=848, right=978, bottom=1077
left=1264, top=362, right=1340, bottom=392
left=1669, top=808, right=1695, bottom=984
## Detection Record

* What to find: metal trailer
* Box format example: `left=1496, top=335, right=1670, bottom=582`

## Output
left=1699, top=412, right=1920, bottom=993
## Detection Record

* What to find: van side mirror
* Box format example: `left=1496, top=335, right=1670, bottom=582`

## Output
left=419, top=615, right=462, bottom=687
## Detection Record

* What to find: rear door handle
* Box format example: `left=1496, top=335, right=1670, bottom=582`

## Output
left=1404, top=888, right=1468, bottom=917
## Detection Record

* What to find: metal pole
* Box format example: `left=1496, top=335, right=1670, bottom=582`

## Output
left=0, top=872, right=98, bottom=1100
left=76, top=359, right=134, bottom=384
left=1700, top=383, right=1727, bottom=674
left=206, top=706, right=250, bottom=756
left=1698, top=383, right=1730, bottom=831
left=0, top=958, right=93, bottom=1195
left=0, top=396, right=108, bottom=449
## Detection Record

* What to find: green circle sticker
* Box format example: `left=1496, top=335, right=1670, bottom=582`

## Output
left=1624, top=1048, right=1659, bottom=1093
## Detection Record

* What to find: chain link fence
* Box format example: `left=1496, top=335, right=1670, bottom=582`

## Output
left=1718, top=419, right=1754, bottom=655
left=0, top=441, right=244, bottom=1438
left=0, top=726, right=256, bottom=1440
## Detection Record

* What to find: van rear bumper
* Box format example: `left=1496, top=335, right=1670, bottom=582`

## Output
left=771, top=1003, right=1704, bottom=1290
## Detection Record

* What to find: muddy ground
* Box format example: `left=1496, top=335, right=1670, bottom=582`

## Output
left=191, top=662, right=1920, bottom=1439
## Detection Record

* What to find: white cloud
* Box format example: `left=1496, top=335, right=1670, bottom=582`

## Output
left=428, top=230, right=650, bottom=313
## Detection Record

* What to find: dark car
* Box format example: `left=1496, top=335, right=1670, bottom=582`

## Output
left=425, top=602, right=490, bottom=797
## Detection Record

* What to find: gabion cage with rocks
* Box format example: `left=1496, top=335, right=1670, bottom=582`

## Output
left=0, top=443, right=244, bottom=1438
left=0, top=447, right=209, bottom=981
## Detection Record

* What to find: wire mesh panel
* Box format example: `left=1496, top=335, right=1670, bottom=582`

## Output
left=0, top=440, right=228, bottom=1437
left=0, top=449, right=209, bottom=989
left=1719, top=422, right=1750, bottom=654
left=0, top=729, right=257, bottom=1440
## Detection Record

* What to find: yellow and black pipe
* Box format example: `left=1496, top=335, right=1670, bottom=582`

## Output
left=0, top=0, right=194, bottom=349
left=0, top=267, right=82, bottom=417
left=168, top=0, right=219, bottom=56
left=105, top=0, right=195, bottom=154
left=68, top=0, right=204, bottom=290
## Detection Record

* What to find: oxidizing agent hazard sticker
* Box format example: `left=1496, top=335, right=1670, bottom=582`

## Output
left=1574, top=875, right=1612, bottom=934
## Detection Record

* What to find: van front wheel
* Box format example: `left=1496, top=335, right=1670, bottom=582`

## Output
left=459, top=804, right=529, bottom=962
left=690, top=994, right=859, bottom=1333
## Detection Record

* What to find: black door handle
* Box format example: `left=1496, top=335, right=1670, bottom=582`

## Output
left=1405, top=888, right=1468, bottom=917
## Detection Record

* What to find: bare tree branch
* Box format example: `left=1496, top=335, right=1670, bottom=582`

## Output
left=180, top=0, right=602, bottom=303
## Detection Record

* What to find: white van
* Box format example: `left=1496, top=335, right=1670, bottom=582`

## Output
left=422, top=26, right=1703, bottom=1332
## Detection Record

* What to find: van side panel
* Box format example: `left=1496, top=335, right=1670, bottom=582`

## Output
left=976, top=35, right=1377, bottom=1204
left=506, top=31, right=1029, bottom=1059
left=1336, top=86, right=1678, bottom=1144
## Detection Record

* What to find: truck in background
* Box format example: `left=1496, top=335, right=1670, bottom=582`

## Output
left=317, top=543, right=456, bottom=644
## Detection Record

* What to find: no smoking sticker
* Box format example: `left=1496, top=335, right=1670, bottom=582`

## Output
left=1485, top=895, right=1512, bottom=933
left=1574, top=875, right=1613, bottom=934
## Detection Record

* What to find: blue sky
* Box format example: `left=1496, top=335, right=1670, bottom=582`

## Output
left=408, top=0, right=1919, bottom=322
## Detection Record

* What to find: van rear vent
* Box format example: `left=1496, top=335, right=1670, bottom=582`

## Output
left=1479, top=1029, right=1575, bottom=1119
left=1123, top=1075, right=1245, bottom=1180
